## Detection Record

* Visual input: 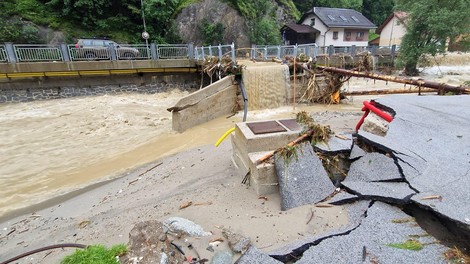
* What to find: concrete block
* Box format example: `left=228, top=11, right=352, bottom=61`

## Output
left=234, top=121, right=300, bottom=154
left=172, top=84, right=238, bottom=132
left=248, top=152, right=278, bottom=195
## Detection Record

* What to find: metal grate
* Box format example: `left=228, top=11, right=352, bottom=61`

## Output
left=278, top=119, right=301, bottom=131
left=247, top=121, right=287, bottom=135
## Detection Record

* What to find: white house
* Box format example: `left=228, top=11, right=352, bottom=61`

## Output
left=299, top=7, right=376, bottom=47
left=376, top=12, right=407, bottom=47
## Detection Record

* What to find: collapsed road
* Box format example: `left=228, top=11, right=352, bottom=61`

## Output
left=237, top=95, right=470, bottom=263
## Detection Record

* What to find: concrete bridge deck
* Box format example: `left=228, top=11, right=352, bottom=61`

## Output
left=0, top=59, right=196, bottom=79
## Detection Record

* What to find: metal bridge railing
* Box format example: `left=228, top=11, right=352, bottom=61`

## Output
left=157, top=44, right=190, bottom=59
left=14, top=44, right=63, bottom=62
left=0, top=42, right=397, bottom=64
left=194, top=43, right=235, bottom=62
left=0, top=45, right=7, bottom=62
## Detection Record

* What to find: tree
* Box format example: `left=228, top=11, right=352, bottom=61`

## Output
left=362, top=0, right=394, bottom=26
left=396, top=0, right=470, bottom=75
left=199, top=19, right=225, bottom=46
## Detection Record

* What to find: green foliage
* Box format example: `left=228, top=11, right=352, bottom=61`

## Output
left=396, top=0, right=470, bottom=75
left=362, top=0, right=394, bottom=25
left=292, top=0, right=362, bottom=13
left=251, top=18, right=282, bottom=45
left=0, top=16, right=40, bottom=43
left=387, top=239, right=423, bottom=251
left=276, top=0, right=301, bottom=20
left=61, top=244, right=127, bottom=264
left=199, top=19, right=225, bottom=45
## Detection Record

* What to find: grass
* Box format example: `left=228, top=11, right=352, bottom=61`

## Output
left=61, top=244, right=127, bottom=264
left=391, top=217, right=415, bottom=224
left=387, top=239, right=423, bottom=251
left=444, top=247, right=470, bottom=263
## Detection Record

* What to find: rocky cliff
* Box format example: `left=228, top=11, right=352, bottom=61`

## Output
left=175, top=0, right=297, bottom=47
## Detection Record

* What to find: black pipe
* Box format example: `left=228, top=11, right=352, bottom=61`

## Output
left=235, top=75, right=248, bottom=122
left=1, top=243, right=87, bottom=264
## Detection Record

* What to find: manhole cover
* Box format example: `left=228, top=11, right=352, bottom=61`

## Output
left=247, top=121, right=287, bottom=135
left=279, top=119, right=301, bottom=131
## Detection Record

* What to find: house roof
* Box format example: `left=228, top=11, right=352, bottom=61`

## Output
left=376, top=12, right=408, bottom=34
left=281, top=24, right=320, bottom=34
left=301, top=7, right=376, bottom=29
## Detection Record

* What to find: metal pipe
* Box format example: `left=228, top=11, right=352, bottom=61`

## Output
left=1, top=243, right=87, bottom=264
left=236, top=75, right=248, bottom=122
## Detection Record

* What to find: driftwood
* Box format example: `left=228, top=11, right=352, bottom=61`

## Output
left=255, top=131, right=312, bottom=165
left=343, top=87, right=436, bottom=96
left=316, top=66, right=470, bottom=94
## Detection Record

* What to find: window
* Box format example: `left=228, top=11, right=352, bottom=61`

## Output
left=327, top=15, right=336, bottom=21
left=340, top=16, right=348, bottom=21
left=351, top=16, right=359, bottom=22
left=345, top=31, right=352, bottom=40
left=333, top=31, right=338, bottom=40
left=357, top=32, right=365, bottom=40
left=310, top=18, right=315, bottom=26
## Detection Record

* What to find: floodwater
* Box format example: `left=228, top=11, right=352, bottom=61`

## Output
left=2, top=61, right=468, bottom=219
left=0, top=90, right=359, bottom=219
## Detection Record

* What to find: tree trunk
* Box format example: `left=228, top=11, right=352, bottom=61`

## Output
left=404, top=61, right=419, bottom=76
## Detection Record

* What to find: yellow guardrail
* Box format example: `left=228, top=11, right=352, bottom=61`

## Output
left=0, top=68, right=197, bottom=79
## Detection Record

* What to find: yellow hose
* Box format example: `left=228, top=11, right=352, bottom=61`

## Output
left=215, top=127, right=235, bottom=147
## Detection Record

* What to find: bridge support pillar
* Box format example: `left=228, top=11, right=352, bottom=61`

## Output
left=5, top=43, right=17, bottom=63
left=60, top=43, right=70, bottom=61
left=150, top=43, right=158, bottom=59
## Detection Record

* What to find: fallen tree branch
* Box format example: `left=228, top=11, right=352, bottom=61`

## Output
left=343, top=88, right=436, bottom=96
left=316, top=66, right=470, bottom=94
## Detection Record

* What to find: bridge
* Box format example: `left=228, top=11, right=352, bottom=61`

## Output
left=0, top=42, right=399, bottom=78
left=0, top=42, right=399, bottom=103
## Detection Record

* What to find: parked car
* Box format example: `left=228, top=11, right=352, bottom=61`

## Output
left=74, top=39, right=139, bottom=60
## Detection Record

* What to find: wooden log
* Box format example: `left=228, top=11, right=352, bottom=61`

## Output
left=316, top=66, right=470, bottom=94
left=343, top=88, right=436, bottom=96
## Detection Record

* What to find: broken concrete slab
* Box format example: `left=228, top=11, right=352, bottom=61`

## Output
left=347, top=152, right=403, bottom=182
left=349, top=144, right=366, bottom=160
left=313, top=134, right=353, bottom=154
left=357, top=95, right=470, bottom=230
left=269, top=201, right=371, bottom=261
left=326, top=191, right=360, bottom=205
left=296, top=202, right=451, bottom=264
left=274, top=142, right=336, bottom=211
left=342, top=181, right=416, bottom=205
left=235, top=246, right=282, bottom=264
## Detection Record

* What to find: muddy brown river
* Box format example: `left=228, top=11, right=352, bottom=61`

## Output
left=0, top=89, right=364, bottom=219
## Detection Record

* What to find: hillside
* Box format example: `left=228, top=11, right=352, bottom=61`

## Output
left=0, top=0, right=394, bottom=46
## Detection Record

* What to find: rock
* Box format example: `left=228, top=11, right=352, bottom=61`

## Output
left=275, top=142, right=336, bottom=210
left=120, top=220, right=185, bottom=264
left=163, top=217, right=212, bottom=237
left=222, top=228, right=251, bottom=253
